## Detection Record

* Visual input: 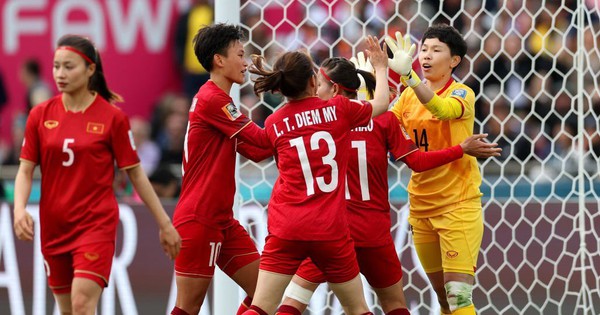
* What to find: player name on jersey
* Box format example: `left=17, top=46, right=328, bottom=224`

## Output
left=351, top=119, right=374, bottom=132
left=273, top=105, right=338, bottom=137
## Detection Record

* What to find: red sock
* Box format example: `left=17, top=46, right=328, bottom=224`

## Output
left=171, top=306, right=191, bottom=315
left=387, top=308, right=411, bottom=315
left=249, top=305, right=269, bottom=315
left=236, top=296, right=253, bottom=315
left=276, top=304, right=302, bottom=315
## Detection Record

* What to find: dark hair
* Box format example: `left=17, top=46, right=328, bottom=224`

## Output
left=249, top=51, right=314, bottom=99
left=422, top=23, right=467, bottom=71
left=56, top=34, right=122, bottom=103
left=193, top=23, right=244, bottom=72
left=23, top=59, right=41, bottom=77
left=320, top=57, right=376, bottom=99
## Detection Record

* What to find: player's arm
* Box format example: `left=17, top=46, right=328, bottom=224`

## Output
left=126, top=165, right=181, bottom=260
left=386, top=31, right=468, bottom=120
left=365, top=35, right=390, bottom=117
left=13, top=160, right=35, bottom=241
left=237, top=140, right=273, bottom=162
left=401, top=133, right=501, bottom=172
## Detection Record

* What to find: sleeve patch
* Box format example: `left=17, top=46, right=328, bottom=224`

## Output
left=128, top=130, right=137, bottom=150
left=222, top=103, right=242, bottom=121
left=399, top=124, right=412, bottom=140
left=451, top=89, right=467, bottom=99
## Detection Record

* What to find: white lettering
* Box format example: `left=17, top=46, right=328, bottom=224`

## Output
left=322, top=106, right=337, bottom=122
left=3, top=0, right=47, bottom=54
left=53, top=0, right=105, bottom=49
left=102, top=204, right=138, bottom=315
left=352, top=119, right=374, bottom=132
left=106, top=0, right=172, bottom=53
left=273, top=124, right=284, bottom=137
left=283, top=117, right=291, bottom=131
left=0, top=203, right=25, bottom=315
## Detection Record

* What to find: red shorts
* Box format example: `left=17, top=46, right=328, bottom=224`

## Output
left=259, top=234, right=359, bottom=284
left=174, top=219, right=259, bottom=278
left=297, top=240, right=403, bottom=288
left=43, top=242, right=115, bottom=294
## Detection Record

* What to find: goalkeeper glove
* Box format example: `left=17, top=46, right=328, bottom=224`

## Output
left=350, top=51, right=374, bottom=100
left=385, top=31, right=421, bottom=88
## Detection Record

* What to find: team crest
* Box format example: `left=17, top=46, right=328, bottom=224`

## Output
left=451, top=89, right=467, bottom=99
left=84, top=252, right=100, bottom=261
left=87, top=122, right=105, bottom=134
left=446, top=250, right=459, bottom=259
left=222, top=103, right=241, bottom=121
left=44, top=120, right=59, bottom=129
left=403, top=111, right=410, bottom=119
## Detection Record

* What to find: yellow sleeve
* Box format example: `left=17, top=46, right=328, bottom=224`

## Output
left=390, top=94, right=403, bottom=121
left=423, top=92, right=474, bottom=121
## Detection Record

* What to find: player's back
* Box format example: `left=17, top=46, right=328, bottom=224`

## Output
left=263, top=95, right=372, bottom=241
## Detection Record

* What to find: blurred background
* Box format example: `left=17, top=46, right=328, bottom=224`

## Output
left=0, top=0, right=599, bottom=314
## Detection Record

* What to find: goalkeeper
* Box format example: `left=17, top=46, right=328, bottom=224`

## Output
left=387, top=24, right=484, bottom=315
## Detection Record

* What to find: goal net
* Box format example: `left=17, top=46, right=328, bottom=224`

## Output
left=230, top=1, right=600, bottom=314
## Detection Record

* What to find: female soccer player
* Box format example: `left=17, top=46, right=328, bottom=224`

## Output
left=277, top=56, right=501, bottom=315
left=240, top=36, right=389, bottom=315
left=170, top=23, right=272, bottom=315
left=13, top=34, right=181, bottom=315
left=387, top=24, right=487, bottom=315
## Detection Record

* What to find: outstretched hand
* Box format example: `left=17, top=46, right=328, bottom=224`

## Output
left=365, top=36, right=388, bottom=72
left=460, top=133, right=503, bottom=158
left=385, top=31, right=416, bottom=76
left=350, top=51, right=374, bottom=90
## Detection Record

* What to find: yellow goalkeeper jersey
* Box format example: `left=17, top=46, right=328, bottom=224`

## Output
left=391, top=79, right=483, bottom=218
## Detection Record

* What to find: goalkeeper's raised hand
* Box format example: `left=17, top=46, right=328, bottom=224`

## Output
left=350, top=51, right=373, bottom=100
left=385, top=31, right=421, bottom=88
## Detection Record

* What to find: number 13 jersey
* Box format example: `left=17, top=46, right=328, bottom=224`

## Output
left=264, top=95, right=372, bottom=241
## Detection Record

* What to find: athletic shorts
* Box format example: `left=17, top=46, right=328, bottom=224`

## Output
left=409, top=207, right=483, bottom=275
left=259, top=233, right=359, bottom=284
left=296, top=239, right=403, bottom=288
left=174, top=219, right=259, bottom=278
left=43, top=242, right=115, bottom=294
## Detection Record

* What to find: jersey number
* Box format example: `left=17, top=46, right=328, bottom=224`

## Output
left=62, top=138, right=75, bottom=167
left=289, top=131, right=338, bottom=196
left=208, top=242, right=222, bottom=267
left=349, top=140, right=370, bottom=201
left=412, top=128, right=429, bottom=151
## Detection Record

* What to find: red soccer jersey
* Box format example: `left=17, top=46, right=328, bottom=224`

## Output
left=264, top=95, right=372, bottom=241
left=345, top=111, right=417, bottom=247
left=174, top=81, right=261, bottom=227
left=20, top=95, right=140, bottom=255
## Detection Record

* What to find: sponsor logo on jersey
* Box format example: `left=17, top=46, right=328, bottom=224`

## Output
left=451, top=89, right=467, bottom=99
left=222, top=103, right=241, bottom=121
left=403, top=111, right=410, bottom=119
left=86, top=122, right=105, bottom=134
left=44, top=120, right=59, bottom=129
left=84, top=252, right=100, bottom=261
left=446, top=250, right=459, bottom=259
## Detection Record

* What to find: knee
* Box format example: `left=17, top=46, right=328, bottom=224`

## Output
left=444, top=281, right=473, bottom=312
left=70, top=292, right=95, bottom=314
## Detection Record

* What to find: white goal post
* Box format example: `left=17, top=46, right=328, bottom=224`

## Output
left=213, top=1, right=600, bottom=314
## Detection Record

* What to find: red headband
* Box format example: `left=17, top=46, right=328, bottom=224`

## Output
left=319, top=68, right=356, bottom=92
left=56, top=46, right=95, bottom=64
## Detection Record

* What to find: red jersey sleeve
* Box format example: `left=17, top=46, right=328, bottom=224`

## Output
left=332, top=96, right=372, bottom=129
left=203, top=93, right=252, bottom=138
left=111, top=110, right=140, bottom=169
left=380, top=112, right=418, bottom=160
left=20, top=105, right=42, bottom=164
left=236, top=140, right=273, bottom=162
